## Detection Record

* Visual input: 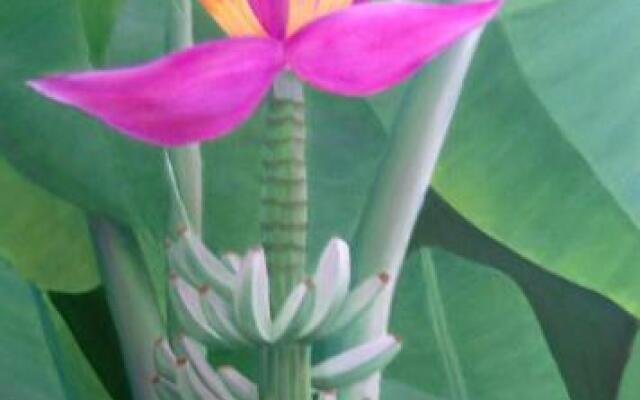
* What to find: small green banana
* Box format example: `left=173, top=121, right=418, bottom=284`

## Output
left=178, top=336, right=237, bottom=400
left=232, top=247, right=273, bottom=343
left=167, top=240, right=201, bottom=289
left=315, top=271, right=390, bottom=338
left=152, top=374, right=180, bottom=400
left=153, top=337, right=177, bottom=381
left=222, top=252, right=242, bottom=274
left=168, top=273, right=226, bottom=347
left=169, top=231, right=235, bottom=300
left=218, top=366, right=258, bottom=400
left=311, top=334, right=402, bottom=390
left=200, top=285, right=250, bottom=346
left=271, top=279, right=314, bottom=341
left=176, top=357, right=221, bottom=400
left=298, top=238, right=351, bottom=339
left=316, top=390, right=337, bottom=400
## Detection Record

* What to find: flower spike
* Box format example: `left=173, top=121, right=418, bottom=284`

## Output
left=28, top=0, right=500, bottom=146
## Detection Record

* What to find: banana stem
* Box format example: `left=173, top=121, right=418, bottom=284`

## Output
left=259, top=72, right=311, bottom=400
left=166, top=145, right=203, bottom=234
left=341, top=30, right=485, bottom=399
left=165, top=0, right=203, bottom=235
left=85, top=4, right=198, bottom=400
left=89, top=217, right=163, bottom=400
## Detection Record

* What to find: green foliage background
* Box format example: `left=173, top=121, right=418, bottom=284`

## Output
left=0, top=0, right=638, bottom=399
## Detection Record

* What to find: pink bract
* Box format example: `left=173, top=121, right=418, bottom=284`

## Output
left=29, top=0, right=502, bottom=146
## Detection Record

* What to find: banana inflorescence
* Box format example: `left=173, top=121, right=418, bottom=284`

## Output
left=158, top=233, right=401, bottom=398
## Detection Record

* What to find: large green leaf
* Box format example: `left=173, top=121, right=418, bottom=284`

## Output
left=421, top=24, right=640, bottom=317
left=0, top=0, right=170, bottom=237
left=0, top=157, right=98, bottom=292
left=50, top=288, right=131, bottom=400
left=388, top=247, right=569, bottom=399
left=0, top=259, right=110, bottom=399
left=382, top=380, right=442, bottom=400
left=619, top=333, right=640, bottom=400
left=106, top=0, right=175, bottom=65
left=502, top=0, right=640, bottom=236
left=414, top=192, right=637, bottom=400
left=76, top=0, right=123, bottom=66
left=365, top=4, right=640, bottom=318
left=0, top=0, right=88, bottom=80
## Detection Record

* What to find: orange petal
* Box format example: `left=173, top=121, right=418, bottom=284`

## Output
left=287, top=0, right=353, bottom=36
left=199, top=0, right=266, bottom=37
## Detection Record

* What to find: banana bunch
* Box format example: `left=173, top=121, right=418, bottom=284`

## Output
left=166, top=233, right=392, bottom=345
left=163, top=232, right=402, bottom=397
left=151, top=334, right=401, bottom=399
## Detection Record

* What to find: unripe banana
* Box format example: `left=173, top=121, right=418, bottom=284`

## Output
left=178, top=336, right=237, bottom=400
left=200, top=286, right=250, bottom=347
left=298, top=238, right=350, bottom=339
left=315, top=271, right=390, bottom=338
left=169, top=230, right=235, bottom=300
left=271, top=279, right=314, bottom=341
left=218, top=366, right=258, bottom=400
left=317, top=390, right=338, bottom=400
left=153, top=337, right=177, bottom=381
left=167, top=239, right=201, bottom=289
left=151, top=374, right=180, bottom=400
left=222, top=252, right=242, bottom=274
left=169, top=273, right=226, bottom=347
left=233, top=247, right=273, bottom=343
left=311, top=334, right=402, bottom=390
left=176, top=357, right=221, bottom=400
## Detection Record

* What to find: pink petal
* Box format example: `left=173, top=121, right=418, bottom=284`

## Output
left=286, top=0, right=502, bottom=96
left=249, top=0, right=288, bottom=39
left=29, top=38, right=285, bottom=146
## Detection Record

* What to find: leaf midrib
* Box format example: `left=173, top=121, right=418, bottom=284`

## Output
left=420, top=250, right=469, bottom=400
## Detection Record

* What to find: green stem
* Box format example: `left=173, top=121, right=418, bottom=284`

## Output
left=259, top=73, right=311, bottom=400
left=166, top=145, right=203, bottom=235
left=341, top=30, right=485, bottom=399
left=165, top=0, right=203, bottom=236
left=167, top=0, right=193, bottom=50
left=89, top=217, right=163, bottom=400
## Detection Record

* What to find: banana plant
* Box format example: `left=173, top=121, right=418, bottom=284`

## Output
left=2, top=0, right=639, bottom=400
left=23, top=0, right=500, bottom=398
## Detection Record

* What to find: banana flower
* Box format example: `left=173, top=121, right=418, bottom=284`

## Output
left=28, top=0, right=501, bottom=146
